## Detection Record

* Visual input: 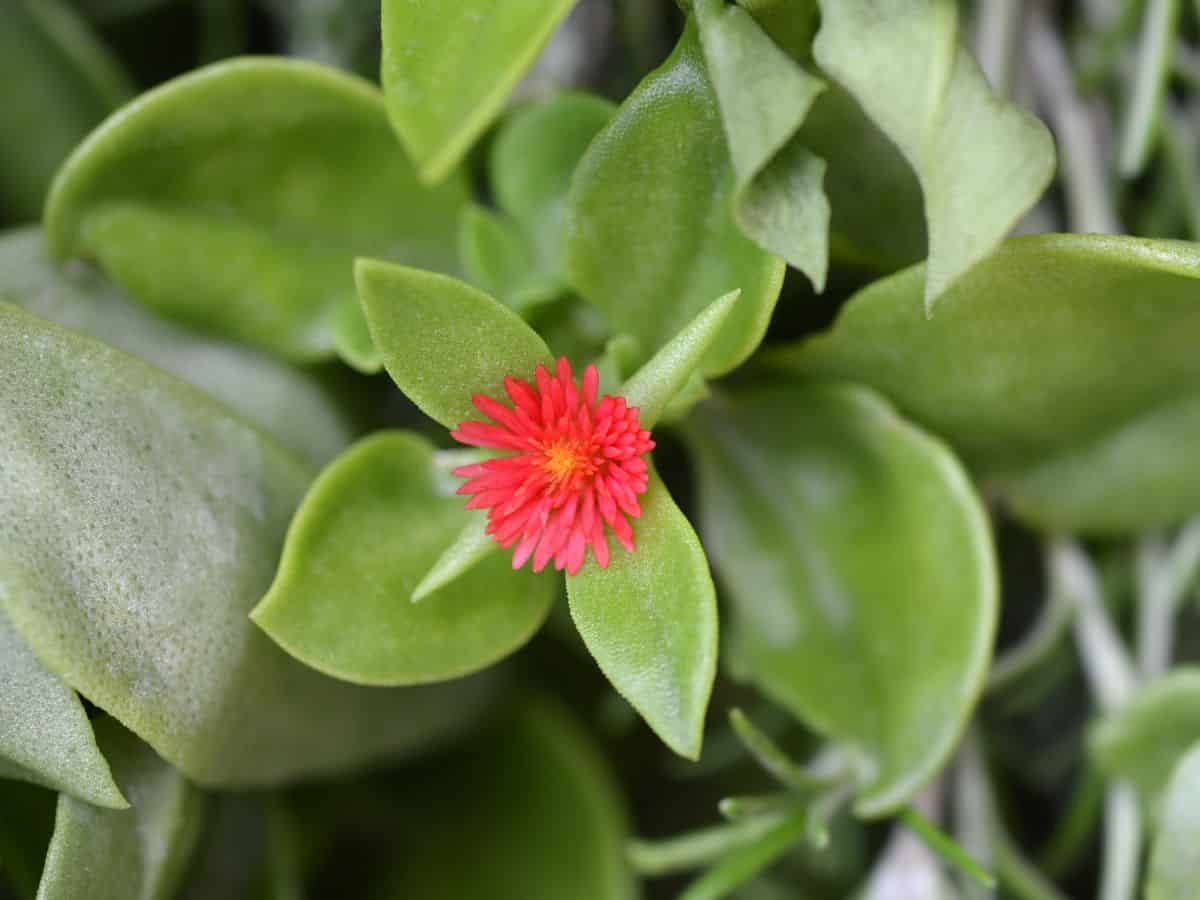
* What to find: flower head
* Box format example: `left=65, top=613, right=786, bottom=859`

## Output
left=451, top=357, right=655, bottom=575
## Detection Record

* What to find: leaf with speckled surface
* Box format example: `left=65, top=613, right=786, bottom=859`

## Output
left=356, top=259, right=554, bottom=429
left=44, top=57, right=467, bottom=371
left=0, top=609, right=125, bottom=809
left=685, top=383, right=997, bottom=816
left=0, top=302, right=500, bottom=787
left=36, top=717, right=204, bottom=900
left=566, top=471, right=718, bottom=760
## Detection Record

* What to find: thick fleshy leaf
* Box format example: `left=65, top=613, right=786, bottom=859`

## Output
left=0, top=609, right=125, bottom=808
left=356, top=258, right=554, bottom=429
left=37, top=718, right=204, bottom=900
left=566, top=471, right=718, bottom=760
left=685, top=383, right=997, bottom=816
left=252, top=431, right=554, bottom=685
left=1089, top=668, right=1200, bottom=813
left=564, top=23, right=786, bottom=377
left=1146, top=741, right=1200, bottom=900
left=0, top=0, right=130, bottom=220
left=490, top=92, right=616, bottom=278
left=379, top=698, right=636, bottom=900
left=0, top=780, right=56, bottom=900
left=0, top=303, right=499, bottom=787
left=0, top=227, right=352, bottom=467
left=813, top=0, right=1055, bottom=309
left=44, top=57, right=467, bottom=371
left=696, top=0, right=829, bottom=288
left=622, top=289, right=740, bottom=429
left=775, top=235, right=1200, bottom=534
left=380, top=0, right=578, bottom=184
left=459, top=204, right=547, bottom=313
left=412, top=517, right=500, bottom=603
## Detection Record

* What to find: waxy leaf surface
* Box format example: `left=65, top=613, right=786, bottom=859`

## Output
left=253, top=431, right=555, bottom=685
left=564, top=23, right=785, bottom=377
left=380, top=698, right=636, bottom=900
left=0, top=0, right=130, bottom=220
left=813, top=0, right=1055, bottom=309
left=37, top=718, right=203, bottom=900
left=567, top=471, right=718, bottom=760
left=381, top=0, right=578, bottom=183
left=0, top=227, right=352, bottom=467
left=0, top=609, right=125, bottom=808
left=356, top=259, right=554, bottom=429
left=0, top=303, right=498, bottom=787
left=686, top=383, right=997, bottom=815
left=777, top=235, right=1200, bottom=534
left=1146, top=742, right=1200, bottom=900
left=45, top=57, right=467, bottom=371
left=1089, top=668, right=1200, bottom=813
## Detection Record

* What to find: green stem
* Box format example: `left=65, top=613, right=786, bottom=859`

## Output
left=1039, top=766, right=1105, bottom=876
left=678, top=811, right=808, bottom=900
left=1117, top=0, right=1180, bottom=177
left=987, top=553, right=1077, bottom=693
left=974, top=0, right=1022, bottom=97
left=1136, top=534, right=1173, bottom=677
left=899, top=807, right=997, bottom=889
left=728, top=708, right=847, bottom=790
left=1160, top=105, right=1200, bottom=240
left=627, top=815, right=786, bottom=877
left=1100, top=782, right=1142, bottom=900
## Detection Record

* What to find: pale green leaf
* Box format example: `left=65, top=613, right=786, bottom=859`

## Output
left=252, top=431, right=554, bottom=685
left=813, top=0, right=1055, bottom=309
left=412, top=517, right=501, bottom=603
left=566, top=471, right=718, bottom=760
left=458, top=204, right=559, bottom=315
left=45, top=57, right=467, bottom=371
left=686, top=383, right=997, bottom=815
left=381, top=0, right=578, bottom=183
left=0, top=302, right=500, bottom=787
left=37, top=718, right=204, bottom=900
left=356, top=258, right=554, bottom=429
left=1146, top=741, right=1200, bottom=900
left=564, top=23, right=786, bottom=377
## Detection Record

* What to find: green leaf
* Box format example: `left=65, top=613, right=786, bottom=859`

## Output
left=564, top=23, right=786, bottom=377
left=380, top=0, right=579, bottom=184
left=0, top=302, right=501, bottom=787
left=1089, top=668, right=1200, bottom=813
left=812, top=0, right=1055, bottom=310
left=412, top=516, right=501, bottom=603
left=252, top=431, right=554, bottom=685
left=685, top=383, right=997, bottom=816
left=0, top=0, right=131, bottom=221
left=0, top=227, right=352, bottom=467
left=37, top=718, right=204, bottom=900
left=0, top=609, right=125, bottom=808
left=459, top=204, right=547, bottom=313
left=696, top=0, right=829, bottom=288
left=623, top=289, right=740, bottom=430
left=356, top=258, right=554, bottom=429
left=45, top=57, right=467, bottom=371
left=378, top=697, right=636, bottom=900
left=774, top=235, right=1200, bottom=534
left=490, top=92, right=616, bottom=278
left=1146, top=741, right=1200, bottom=900
left=566, top=470, right=718, bottom=760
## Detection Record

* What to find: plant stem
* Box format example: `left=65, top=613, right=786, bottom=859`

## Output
left=1100, top=782, right=1143, bottom=900
left=1136, top=534, right=1173, bottom=677
left=627, top=815, right=786, bottom=877
left=987, top=553, right=1077, bottom=693
left=900, top=806, right=997, bottom=889
left=1160, top=105, right=1200, bottom=240
left=678, top=811, right=808, bottom=900
left=975, top=0, right=1023, bottom=97
left=1117, top=0, right=1179, bottom=177
left=1027, top=3, right=1123, bottom=234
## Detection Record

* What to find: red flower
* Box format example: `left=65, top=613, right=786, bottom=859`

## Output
left=451, top=357, right=656, bottom=575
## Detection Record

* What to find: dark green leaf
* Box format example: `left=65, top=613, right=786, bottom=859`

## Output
left=566, top=471, right=718, bottom=760
left=813, top=0, right=1055, bottom=309
left=356, top=258, right=554, bottom=429
left=253, top=431, right=554, bottom=685
left=378, top=698, right=636, bottom=900
left=1089, top=668, right=1200, bottom=813
left=774, top=235, right=1200, bottom=534
left=0, top=608, right=125, bottom=808
left=564, top=23, right=786, bottom=377
left=37, top=718, right=204, bottom=900
left=45, top=57, right=467, bottom=371
left=0, top=302, right=500, bottom=787
left=686, top=383, right=997, bottom=815
left=696, top=0, right=829, bottom=288
left=0, top=0, right=131, bottom=220
left=0, top=227, right=352, bottom=467
left=1146, top=741, right=1200, bottom=900
left=381, top=0, right=579, bottom=183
